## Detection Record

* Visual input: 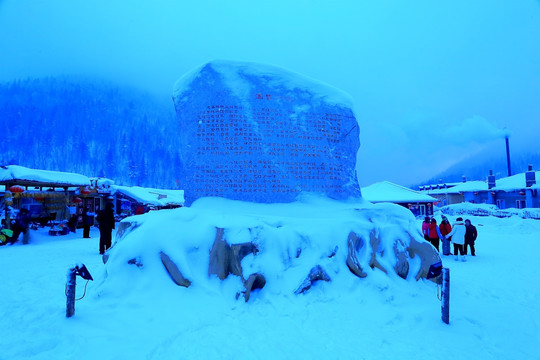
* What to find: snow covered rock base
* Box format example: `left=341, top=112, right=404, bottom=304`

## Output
left=172, top=60, right=361, bottom=205
left=99, top=197, right=440, bottom=301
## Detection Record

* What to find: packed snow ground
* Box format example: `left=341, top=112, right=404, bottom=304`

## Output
left=1, top=209, right=539, bottom=360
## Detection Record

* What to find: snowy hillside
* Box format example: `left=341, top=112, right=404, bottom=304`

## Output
left=0, top=202, right=539, bottom=359
left=0, top=77, right=182, bottom=188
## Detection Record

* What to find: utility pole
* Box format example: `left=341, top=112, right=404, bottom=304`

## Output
left=441, top=268, right=450, bottom=324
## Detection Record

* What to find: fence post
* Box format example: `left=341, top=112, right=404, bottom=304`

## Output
left=66, top=268, right=76, bottom=318
left=441, top=267, right=450, bottom=324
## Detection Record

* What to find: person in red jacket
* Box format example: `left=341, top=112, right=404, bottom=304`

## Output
left=422, top=216, right=430, bottom=242
left=427, top=218, right=442, bottom=252
left=439, top=216, right=452, bottom=255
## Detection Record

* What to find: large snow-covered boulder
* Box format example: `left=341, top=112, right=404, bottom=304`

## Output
left=172, top=60, right=361, bottom=205
left=97, top=197, right=441, bottom=301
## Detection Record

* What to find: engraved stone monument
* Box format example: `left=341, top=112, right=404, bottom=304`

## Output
left=173, top=60, right=362, bottom=204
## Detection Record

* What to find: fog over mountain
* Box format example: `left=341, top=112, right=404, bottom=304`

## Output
left=419, top=143, right=540, bottom=187
left=3, top=76, right=540, bottom=190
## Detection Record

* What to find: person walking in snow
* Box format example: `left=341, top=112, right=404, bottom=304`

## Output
left=96, top=202, right=115, bottom=254
left=464, top=219, right=478, bottom=256
left=82, top=207, right=94, bottom=239
left=427, top=218, right=443, bottom=252
left=422, top=216, right=430, bottom=242
left=447, top=217, right=467, bottom=261
left=439, top=215, right=452, bottom=255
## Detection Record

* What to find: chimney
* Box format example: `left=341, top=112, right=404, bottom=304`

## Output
left=462, top=175, right=466, bottom=183
left=488, top=169, right=496, bottom=189
left=505, top=136, right=512, bottom=176
left=526, top=164, right=536, bottom=187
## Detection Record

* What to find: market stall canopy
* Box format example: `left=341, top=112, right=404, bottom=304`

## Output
left=0, top=165, right=91, bottom=188
left=111, top=185, right=185, bottom=207
left=362, top=181, right=437, bottom=203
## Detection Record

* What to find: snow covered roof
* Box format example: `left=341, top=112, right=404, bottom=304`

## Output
left=427, top=180, right=488, bottom=194
left=112, top=185, right=184, bottom=207
left=418, top=182, right=460, bottom=191
left=422, top=170, right=540, bottom=194
left=492, top=171, right=540, bottom=191
left=0, top=165, right=90, bottom=187
left=362, top=181, right=437, bottom=203
left=90, top=177, right=115, bottom=188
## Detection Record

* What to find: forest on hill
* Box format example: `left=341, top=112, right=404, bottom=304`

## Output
left=0, top=77, right=183, bottom=188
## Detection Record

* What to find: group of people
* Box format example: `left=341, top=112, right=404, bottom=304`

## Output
left=0, top=202, right=115, bottom=255
left=422, top=215, right=478, bottom=261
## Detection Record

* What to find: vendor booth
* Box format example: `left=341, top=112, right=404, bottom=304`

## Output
left=0, top=165, right=91, bottom=229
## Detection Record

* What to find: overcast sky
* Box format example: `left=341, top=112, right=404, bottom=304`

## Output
left=1, top=0, right=539, bottom=186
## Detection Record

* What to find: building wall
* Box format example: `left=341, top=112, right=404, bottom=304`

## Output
left=493, top=191, right=528, bottom=209
left=525, top=189, right=540, bottom=208
left=463, top=189, right=539, bottom=209
left=465, top=192, right=490, bottom=204
left=447, top=194, right=464, bottom=205
left=428, top=187, right=539, bottom=209
left=396, top=202, right=434, bottom=217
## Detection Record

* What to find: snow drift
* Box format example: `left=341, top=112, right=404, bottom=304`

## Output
left=96, top=196, right=441, bottom=301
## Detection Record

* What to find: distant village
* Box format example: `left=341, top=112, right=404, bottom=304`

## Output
left=1, top=163, right=539, bottom=231
left=363, top=165, right=539, bottom=218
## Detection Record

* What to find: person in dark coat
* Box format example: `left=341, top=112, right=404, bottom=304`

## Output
left=67, top=214, right=78, bottom=233
left=96, top=202, right=115, bottom=254
left=82, top=207, right=94, bottom=239
left=464, top=219, right=478, bottom=256
left=12, top=208, right=31, bottom=243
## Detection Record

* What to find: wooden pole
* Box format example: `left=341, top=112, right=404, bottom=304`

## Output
left=441, top=267, right=450, bottom=324
left=66, top=268, right=76, bottom=318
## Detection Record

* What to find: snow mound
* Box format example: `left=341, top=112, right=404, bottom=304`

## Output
left=96, top=196, right=441, bottom=302
left=439, top=202, right=540, bottom=220
left=173, top=60, right=355, bottom=109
